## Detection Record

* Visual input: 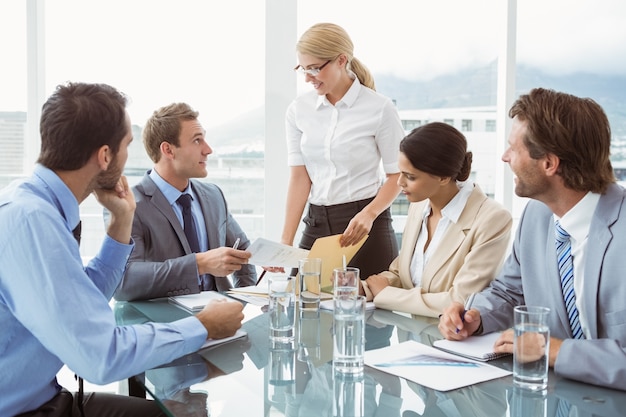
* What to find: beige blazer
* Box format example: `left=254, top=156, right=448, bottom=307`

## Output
left=362, top=185, right=512, bottom=318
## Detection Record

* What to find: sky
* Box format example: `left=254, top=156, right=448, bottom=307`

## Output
left=1, top=0, right=625, bottom=127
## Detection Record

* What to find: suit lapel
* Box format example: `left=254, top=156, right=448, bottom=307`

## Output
left=583, top=184, right=622, bottom=339
left=140, top=174, right=191, bottom=253
left=421, top=186, right=481, bottom=290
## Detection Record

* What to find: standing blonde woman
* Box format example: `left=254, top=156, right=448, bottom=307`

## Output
left=281, top=23, right=405, bottom=279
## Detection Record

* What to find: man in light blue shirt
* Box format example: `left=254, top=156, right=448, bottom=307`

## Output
left=0, top=82, right=244, bottom=416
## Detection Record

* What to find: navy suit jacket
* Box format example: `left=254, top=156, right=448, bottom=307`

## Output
left=114, top=172, right=256, bottom=301
left=473, top=183, right=626, bottom=390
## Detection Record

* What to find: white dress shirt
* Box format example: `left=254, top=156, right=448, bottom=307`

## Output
left=410, top=181, right=474, bottom=287
left=555, top=191, right=600, bottom=339
left=285, top=77, right=405, bottom=206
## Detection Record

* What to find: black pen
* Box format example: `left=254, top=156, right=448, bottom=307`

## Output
left=255, top=270, right=266, bottom=286
left=457, top=293, right=476, bottom=334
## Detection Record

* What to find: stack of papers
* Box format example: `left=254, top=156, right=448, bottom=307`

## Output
left=227, top=284, right=269, bottom=306
left=365, top=340, right=511, bottom=391
left=433, top=332, right=510, bottom=362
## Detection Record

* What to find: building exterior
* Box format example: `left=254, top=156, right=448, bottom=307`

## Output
left=0, top=112, right=26, bottom=189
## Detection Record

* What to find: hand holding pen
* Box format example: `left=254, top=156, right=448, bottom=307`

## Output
left=437, top=293, right=482, bottom=341
left=195, top=237, right=251, bottom=277
left=459, top=293, right=476, bottom=333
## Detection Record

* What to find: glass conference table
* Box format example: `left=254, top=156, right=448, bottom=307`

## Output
left=114, top=297, right=626, bottom=417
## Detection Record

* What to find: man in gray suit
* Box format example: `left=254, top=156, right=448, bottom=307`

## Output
left=114, top=102, right=256, bottom=301
left=439, top=88, right=626, bottom=390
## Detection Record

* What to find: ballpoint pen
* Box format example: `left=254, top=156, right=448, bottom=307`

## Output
left=255, top=270, right=266, bottom=286
left=457, top=293, right=476, bottom=334
left=232, top=238, right=241, bottom=250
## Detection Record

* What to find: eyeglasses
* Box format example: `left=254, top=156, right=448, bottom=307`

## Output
left=294, top=60, right=331, bottom=77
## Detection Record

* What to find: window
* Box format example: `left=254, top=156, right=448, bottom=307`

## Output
left=0, top=1, right=27, bottom=189
left=7, top=0, right=626, bottom=253
left=44, top=0, right=266, bottom=257
left=402, top=120, right=421, bottom=130
left=461, top=119, right=473, bottom=132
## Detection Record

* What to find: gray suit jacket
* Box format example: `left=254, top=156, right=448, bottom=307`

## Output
left=114, top=172, right=256, bottom=301
left=473, top=183, right=626, bottom=390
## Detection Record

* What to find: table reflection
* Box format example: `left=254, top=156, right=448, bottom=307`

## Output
left=113, top=300, right=626, bottom=417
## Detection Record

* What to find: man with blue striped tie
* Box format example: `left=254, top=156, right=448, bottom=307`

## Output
left=438, top=88, right=626, bottom=391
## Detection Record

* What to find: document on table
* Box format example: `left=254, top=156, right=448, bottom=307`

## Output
left=433, top=332, right=510, bottom=362
left=364, top=340, right=511, bottom=391
left=199, top=329, right=248, bottom=350
left=169, top=291, right=233, bottom=313
left=227, top=283, right=269, bottom=306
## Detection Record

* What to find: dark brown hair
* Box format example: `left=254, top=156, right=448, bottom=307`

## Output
left=509, top=87, right=614, bottom=193
left=400, top=122, right=472, bottom=181
left=38, top=82, right=128, bottom=170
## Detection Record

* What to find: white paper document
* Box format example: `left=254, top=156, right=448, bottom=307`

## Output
left=199, top=329, right=248, bottom=350
left=169, top=291, right=232, bottom=313
left=247, top=238, right=310, bottom=268
left=364, top=340, right=511, bottom=391
left=226, top=292, right=268, bottom=306
left=433, top=332, right=510, bottom=362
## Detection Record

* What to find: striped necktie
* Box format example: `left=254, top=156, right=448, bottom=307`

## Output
left=554, top=221, right=584, bottom=339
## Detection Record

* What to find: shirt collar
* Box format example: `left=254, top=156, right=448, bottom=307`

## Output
left=421, top=180, right=474, bottom=223
left=33, top=164, right=80, bottom=231
left=315, top=76, right=361, bottom=110
left=443, top=180, right=474, bottom=223
left=149, top=169, right=196, bottom=205
left=554, top=191, right=600, bottom=243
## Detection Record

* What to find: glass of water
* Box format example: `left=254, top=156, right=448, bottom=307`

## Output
left=298, top=258, right=322, bottom=311
left=268, top=275, right=296, bottom=342
left=513, top=305, right=550, bottom=391
left=333, top=267, right=360, bottom=299
left=333, top=294, right=366, bottom=374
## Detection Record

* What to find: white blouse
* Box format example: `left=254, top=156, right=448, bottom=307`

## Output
left=285, top=77, right=405, bottom=206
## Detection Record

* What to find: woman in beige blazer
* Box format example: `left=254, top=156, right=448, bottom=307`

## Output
left=361, top=122, right=512, bottom=318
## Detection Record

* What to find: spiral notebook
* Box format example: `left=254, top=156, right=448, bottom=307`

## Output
left=433, top=332, right=510, bottom=362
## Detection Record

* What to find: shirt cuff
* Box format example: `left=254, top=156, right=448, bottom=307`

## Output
left=170, top=316, right=209, bottom=354
left=100, top=235, right=134, bottom=267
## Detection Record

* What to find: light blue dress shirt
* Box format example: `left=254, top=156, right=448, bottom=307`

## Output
left=0, top=165, right=207, bottom=416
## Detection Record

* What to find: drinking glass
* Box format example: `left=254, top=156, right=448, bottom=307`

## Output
left=268, top=275, right=296, bottom=342
left=333, top=295, right=366, bottom=374
left=513, top=305, right=550, bottom=391
left=298, top=258, right=322, bottom=311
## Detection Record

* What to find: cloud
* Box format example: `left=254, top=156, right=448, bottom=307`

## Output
left=300, top=0, right=626, bottom=80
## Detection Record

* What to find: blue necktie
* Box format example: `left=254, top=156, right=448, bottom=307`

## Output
left=554, top=221, right=584, bottom=339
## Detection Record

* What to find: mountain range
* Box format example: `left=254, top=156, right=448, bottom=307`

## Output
left=205, top=62, right=626, bottom=155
